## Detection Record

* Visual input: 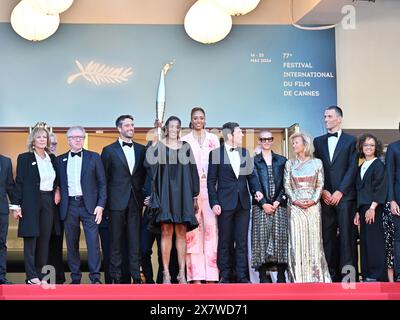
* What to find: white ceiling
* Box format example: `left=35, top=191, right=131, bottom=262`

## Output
left=0, top=0, right=367, bottom=25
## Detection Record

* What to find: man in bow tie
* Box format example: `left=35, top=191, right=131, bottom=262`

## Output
left=101, top=115, right=146, bottom=284
left=56, top=126, right=107, bottom=284
left=314, top=106, right=359, bottom=282
left=207, top=122, right=263, bottom=283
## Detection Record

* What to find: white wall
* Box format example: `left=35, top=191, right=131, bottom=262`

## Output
left=336, top=0, right=400, bottom=129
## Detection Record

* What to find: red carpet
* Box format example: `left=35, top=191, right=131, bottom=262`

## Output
left=1, top=283, right=399, bottom=300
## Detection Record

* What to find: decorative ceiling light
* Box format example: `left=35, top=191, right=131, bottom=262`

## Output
left=27, top=0, right=74, bottom=15
left=184, top=0, right=232, bottom=44
left=215, top=0, right=261, bottom=16
left=11, top=0, right=60, bottom=41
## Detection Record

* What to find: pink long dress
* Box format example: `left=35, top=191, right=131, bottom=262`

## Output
left=181, top=131, right=220, bottom=281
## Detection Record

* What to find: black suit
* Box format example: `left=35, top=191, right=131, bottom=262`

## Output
left=57, top=149, right=107, bottom=283
left=386, top=140, right=400, bottom=277
left=356, top=159, right=387, bottom=281
left=207, top=146, right=260, bottom=282
left=314, top=132, right=359, bottom=281
left=0, top=155, right=15, bottom=282
left=13, top=152, right=60, bottom=280
left=101, top=140, right=146, bottom=282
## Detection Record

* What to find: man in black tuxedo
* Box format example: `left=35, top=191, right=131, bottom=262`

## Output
left=314, top=106, right=359, bottom=282
left=0, top=154, right=15, bottom=285
left=57, top=126, right=107, bottom=284
left=386, top=122, right=400, bottom=282
left=101, top=115, right=146, bottom=284
left=207, top=122, right=263, bottom=283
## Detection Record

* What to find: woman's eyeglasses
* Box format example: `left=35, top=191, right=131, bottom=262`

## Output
left=259, top=137, right=274, bottom=143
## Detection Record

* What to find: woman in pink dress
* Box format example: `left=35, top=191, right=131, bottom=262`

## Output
left=181, top=107, right=220, bottom=283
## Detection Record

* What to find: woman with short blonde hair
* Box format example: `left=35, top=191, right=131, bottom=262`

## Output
left=289, top=132, right=314, bottom=158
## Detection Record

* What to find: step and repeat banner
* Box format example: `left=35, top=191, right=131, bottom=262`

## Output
left=0, top=24, right=336, bottom=136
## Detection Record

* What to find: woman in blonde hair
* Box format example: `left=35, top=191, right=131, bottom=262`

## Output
left=284, top=132, right=331, bottom=283
left=11, top=125, right=60, bottom=284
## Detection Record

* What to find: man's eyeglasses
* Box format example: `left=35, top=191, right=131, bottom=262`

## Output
left=259, top=137, right=274, bottom=143
left=68, top=136, right=85, bottom=141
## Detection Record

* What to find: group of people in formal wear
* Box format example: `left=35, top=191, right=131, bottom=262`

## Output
left=0, top=105, right=399, bottom=285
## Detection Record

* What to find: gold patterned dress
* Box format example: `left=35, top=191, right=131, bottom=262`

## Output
left=284, top=158, right=331, bottom=283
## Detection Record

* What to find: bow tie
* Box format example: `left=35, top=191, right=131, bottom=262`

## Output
left=71, top=151, right=82, bottom=158
left=122, top=142, right=133, bottom=148
left=327, top=132, right=338, bottom=138
left=230, top=147, right=238, bottom=152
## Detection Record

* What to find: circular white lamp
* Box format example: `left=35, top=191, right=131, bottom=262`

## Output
left=27, top=0, right=74, bottom=15
left=11, top=0, right=60, bottom=41
left=215, top=0, right=261, bottom=16
left=184, top=0, right=232, bottom=44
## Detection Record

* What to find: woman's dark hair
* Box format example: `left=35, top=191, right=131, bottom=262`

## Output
left=163, top=116, right=181, bottom=137
left=189, top=107, right=206, bottom=129
left=357, top=133, right=383, bottom=158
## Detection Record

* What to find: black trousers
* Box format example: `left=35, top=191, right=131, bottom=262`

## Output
left=64, top=197, right=101, bottom=282
left=0, top=214, right=9, bottom=280
left=321, top=200, right=358, bottom=281
left=359, top=205, right=387, bottom=281
left=217, top=201, right=250, bottom=281
left=24, top=192, right=55, bottom=280
left=393, top=214, right=400, bottom=278
left=110, top=193, right=142, bottom=280
left=48, top=220, right=65, bottom=284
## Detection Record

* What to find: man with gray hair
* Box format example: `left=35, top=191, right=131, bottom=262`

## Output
left=56, top=126, right=107, bottom=284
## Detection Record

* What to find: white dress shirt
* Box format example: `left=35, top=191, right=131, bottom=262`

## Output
left=360, top=157, right=377, bottom=180
left=225, top=143, right=240, bottom=179
left=67, top=150, right=83, bottom=197
left=119, top=138, right=135, bottom=174
left=328, top=129, right=342, bottom=161
left=34, top=151, right=56, bottom=191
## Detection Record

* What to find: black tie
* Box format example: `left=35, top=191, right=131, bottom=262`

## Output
left=230, top=147, right=238, bottom=152
left=327, top=132, right=338, bottom=138
left=71, top=151, right=82, bottom=157
left=122, top=142, right=133, bottom=148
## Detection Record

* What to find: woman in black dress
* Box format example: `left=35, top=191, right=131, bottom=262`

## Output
left=145, top=116, right=199, bottom=284
left=353, top=134, right=387, bottom=282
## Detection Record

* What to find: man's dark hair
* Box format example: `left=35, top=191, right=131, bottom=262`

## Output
left=221, top=122, right=240, bottom=141
left=326, top=105, right=343, bottom=118
left=115, top=115, right=134, bottom=128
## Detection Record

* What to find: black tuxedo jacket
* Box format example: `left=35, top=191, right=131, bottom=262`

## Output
left=57, top=149, right=107, bottom=221
left=0, top=155, right=14, bottom=215
left=314, top=131, right=358, bottom=201
left=13, top=152, right=59, bottom=237
left=356, top=158, right=387, bottom=208
left=386, top=140, right=400, bottom=204
left=207, top=146, right=260, bottom=211
left=101, top=140, right=146, bottom=211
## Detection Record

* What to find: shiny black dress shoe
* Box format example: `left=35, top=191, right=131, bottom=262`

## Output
left=0, top=278, right=14, bottom=285
left=218, top=278, right=230, bottom=284
left=91, top=279, right=103, bottom=284
left=237, top=278, right=251, bottom=284
left=26, top=278, right=42, bottom=285
left=132, top=278, right=142, bottom=284
left=70, top=280, right=81, bottom=284
left=112, top=278, right=122, bottom=284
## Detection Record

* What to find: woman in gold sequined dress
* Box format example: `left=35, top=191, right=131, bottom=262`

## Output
left=284, top=132, right=331, bottom=283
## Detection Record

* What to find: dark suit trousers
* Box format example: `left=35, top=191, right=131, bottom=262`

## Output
left=48, top=220, right=65, bottom=284
left=217, top=201, right=250, bottom=281
left=391, top=214, right=400, bottom=277
left=110, top=193, right=141, bottom=280
left=359, top=205, right=387, bottom=281
left=0, top=214, right=9, bottom=280
left=24, top=192, right=54, bottom=280
left=321, top=200, right=358, bottom=281
left=64, top=198, right=101, bottom=282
